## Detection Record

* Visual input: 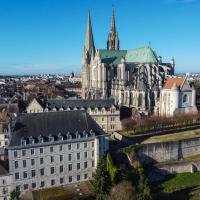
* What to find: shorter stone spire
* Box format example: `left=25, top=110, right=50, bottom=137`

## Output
left=107, top=7, right=119, bottom=51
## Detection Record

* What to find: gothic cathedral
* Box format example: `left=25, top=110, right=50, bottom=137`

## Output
left=82, top=9, right=175, bottom=114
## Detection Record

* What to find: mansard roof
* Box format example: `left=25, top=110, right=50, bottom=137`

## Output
left=99, top=47, right=158, bottom=65
left=46, top=98, right=116, bottom=110
left=9, top=111, right=105, bottom=147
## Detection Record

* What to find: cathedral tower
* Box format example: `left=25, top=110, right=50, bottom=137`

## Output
left=107, top=8, right=119, bottom=50
left=82, top=13, right=95, bottom=99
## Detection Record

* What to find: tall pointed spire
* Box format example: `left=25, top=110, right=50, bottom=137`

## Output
left=84, top=12, right=95, bottom=60
left=107, top=7, right=119, bottom=51
left=111, top=7, right=116, bottom=33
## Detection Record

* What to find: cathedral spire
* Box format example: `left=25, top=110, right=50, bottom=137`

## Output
left=107, top=7, right=119, bottom=50
left=84, top=12, right=95, bottom=61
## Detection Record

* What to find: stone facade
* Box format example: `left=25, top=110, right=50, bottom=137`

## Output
left=82, top=9, right=174, bottom=114
left=159, top=77, right=197, bottom=116
left=0, top=173, right=12, bottom=200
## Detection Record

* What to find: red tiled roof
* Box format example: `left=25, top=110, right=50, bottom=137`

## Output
left=163, top=77, right=185, bottom=89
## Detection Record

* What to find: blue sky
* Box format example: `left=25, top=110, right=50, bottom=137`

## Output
left=0, top=0, right=199, bottom=75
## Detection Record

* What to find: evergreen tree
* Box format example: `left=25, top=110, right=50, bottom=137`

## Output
left=93, top=157, right=111, bottom=200
left=136, top=173, right=152, bottom=200
left=9, top=190, right=20, bottom=200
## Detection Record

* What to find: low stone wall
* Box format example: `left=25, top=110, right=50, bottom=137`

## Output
left=138, top=137, right=200, bottom=164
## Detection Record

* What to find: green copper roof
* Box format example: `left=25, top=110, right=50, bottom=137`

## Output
left=99, top=47, right=158, bottom=65
left=99, top=49, right=127, bottom=65
left=125, top=47, right=158, bottom=64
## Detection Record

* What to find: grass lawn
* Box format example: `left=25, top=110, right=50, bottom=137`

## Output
left=142, top=129, right=200, bottom=144
left=153, top=172, right=200, bottom=200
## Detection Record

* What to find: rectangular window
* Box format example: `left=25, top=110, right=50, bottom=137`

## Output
left=50, top=146, right=53, bottom=152
left=84, top=152, right=87, bottom=158
left=23, top=171, right=27, bottom=178
left=32, top=183, right=36, bottom=189
left=16, top=186, right=20, bottom=191
left=14, top=161, right=18, bottom=169
left=77, top=143, right=80, bottom=149
left=68, top=154, right=72, bottom=161
left=41, top=181, right=45, bottom=188
left=22, top=150, right=26, bottom=156
left=84, top=162, right=87, bottom=169
left=68, top=144, right=71, bottom=150
left=23, top=160, right=26, bottom=168
left=84, top=142, right=87, bottom=148
left=31, top=159, right=35, bottom=166
left=77, top=175, right=80, bottom=181
left=40, top=158, right=44, bottom=165
left=68, top=164, right=72, bottom=171
left=15, top=173, right=19, bottom=180
left=60, top=155, right=63, bottom=162
left=51, top=179, right=55, bottom=186
left=77, top=153, right=80, bottom=160
left=40, top=148, right=43, bottom=154
left=14, top=151, right=17, bottom=158
left=77, top=163, right=80, bottom=170
left=31, top=149, right=34, bottom=155
left=92, top=160, right=95, bottom=167
left=102, top=117, right=104, bottom=122
left=40, top=168, right=44, bottom=176
left=69, top=176, right=72, bottom=183
left=51, top=167, right=54, bottom=174
left=59, top=145, right=62, bottom=151
left=60, top=177, right=64, bottom=184
left=24, top=184, right=28, bottom=190
left=92, top=151, right=94, bottom=157
left=84, top=174, right=88, bottom=179
left=51, top=156, right=54, bottom=163
left=31, top=170, right=35, bottom=177
left=60, top=165, right=63, bottom=173
left=92, top=142, right=94, bottom=148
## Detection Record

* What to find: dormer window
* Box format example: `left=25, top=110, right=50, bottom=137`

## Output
left=94, top=108, right=98, bottom=113
left=49, top=134, right=54, bottom=142
left=87, top=108, right=91, bottom=113
left=58, top=133, right=63, bottom=141
left=21, top=138, right=26, bottom=146
left=29, top=136, right=35, bottom=144
left=38, top=135, right=44, bottom=143
left=101, top=107, right=105, bottom=113
left=90, top=130, right=95, bottom=137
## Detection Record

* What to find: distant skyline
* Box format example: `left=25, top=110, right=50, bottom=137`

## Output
left=0, top=0, right=200, bottom=75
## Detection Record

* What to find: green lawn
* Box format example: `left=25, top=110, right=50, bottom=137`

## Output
left=153, top=172, right=200, bottom=200
left=161, top=172, right=200, bottom=193
left=143, top=129, right=200, bottom=144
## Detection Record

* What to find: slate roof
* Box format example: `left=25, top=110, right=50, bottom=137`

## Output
left=46, top=98, right=115, bottom=110
left=9, top=111, right=105, bottom=147
left=99, top=47, right=158, bottom=65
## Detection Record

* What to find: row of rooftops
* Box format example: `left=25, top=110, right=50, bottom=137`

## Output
left=9, top=111, right=105, bottom=148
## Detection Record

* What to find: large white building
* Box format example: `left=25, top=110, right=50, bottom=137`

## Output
left=26, top=98, right=122, bottom=133
left=159, top=77, right=197, bottom=116
left=0, top=111, right=108, bottom=199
